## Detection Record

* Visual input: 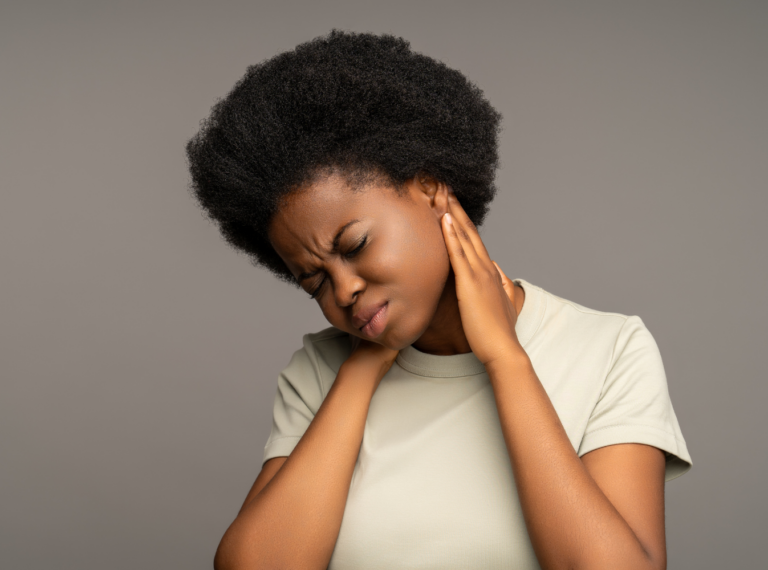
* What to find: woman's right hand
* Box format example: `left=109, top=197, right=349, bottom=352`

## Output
left=343, top=338, right=400, bottom=385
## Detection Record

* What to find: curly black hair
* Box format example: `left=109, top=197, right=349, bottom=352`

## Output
left=186, top=30, right=502, bottom=286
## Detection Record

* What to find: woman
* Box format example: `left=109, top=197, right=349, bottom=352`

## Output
left=186, top=30, right=692, bottom=570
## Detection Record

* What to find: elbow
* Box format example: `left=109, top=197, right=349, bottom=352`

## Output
left=212, top=549, right=226, bottom=570
left=213, top=523, right=254, bottom=570
left=213, top=532, right=236, bottom=570
left=213, top=524, right=285, bottom=570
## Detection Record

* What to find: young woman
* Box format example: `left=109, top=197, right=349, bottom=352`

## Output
left=186, top=30, right=692, bottom=570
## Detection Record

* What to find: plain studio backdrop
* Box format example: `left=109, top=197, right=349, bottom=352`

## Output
left=1, top=1, right=765, bottom=568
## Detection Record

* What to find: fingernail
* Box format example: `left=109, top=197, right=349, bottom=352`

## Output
left=444, top=213, right=452, bottom=224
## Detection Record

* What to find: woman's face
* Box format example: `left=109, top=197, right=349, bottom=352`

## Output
left=268, top=173, right=453, bottom=351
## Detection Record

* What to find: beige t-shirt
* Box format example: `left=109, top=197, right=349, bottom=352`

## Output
left=262, top=277, right=692, bottom=569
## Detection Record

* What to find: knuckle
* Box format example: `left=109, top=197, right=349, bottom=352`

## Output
left=480, top=268, right=497, bottom=285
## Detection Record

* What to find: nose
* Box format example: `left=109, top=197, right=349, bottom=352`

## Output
left=332, top=265, right=366, bottom=308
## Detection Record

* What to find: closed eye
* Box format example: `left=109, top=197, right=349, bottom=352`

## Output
left=346, top=236, right=367, bottom=258
left=309, top=235, right=368, bottom=299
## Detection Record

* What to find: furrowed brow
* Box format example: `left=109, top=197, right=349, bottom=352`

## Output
left=296, top=219, right=361, bottom=283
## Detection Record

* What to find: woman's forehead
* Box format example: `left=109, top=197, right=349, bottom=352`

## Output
left=269, top=171, right=414, bottom=250
left=283, top=175, right=359, bottom=212
left=274, top=178, right=364, bottom=234
left=269, top=181, right=368, bottom=255
left=274, top=172, right=404, bottom=231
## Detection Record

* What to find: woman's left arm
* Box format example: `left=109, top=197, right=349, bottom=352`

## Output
left=441, top=194, right=667, bottom=570
left=486, top=352, right=666, bottom=570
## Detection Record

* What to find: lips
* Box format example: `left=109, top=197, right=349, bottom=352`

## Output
left=352, top=301, right=388, bottom=330
left=360, top=303, right=389, bottom=339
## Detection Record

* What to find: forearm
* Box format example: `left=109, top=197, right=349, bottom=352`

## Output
left=215, top=361, right=382, bottom=570
left=486, top=350, right=658, bottom=570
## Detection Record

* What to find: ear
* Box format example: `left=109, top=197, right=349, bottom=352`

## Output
left=409, top=173, right=452, bottom=220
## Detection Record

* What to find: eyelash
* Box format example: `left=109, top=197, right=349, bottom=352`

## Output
left=309, top=236, right=368, bottom=299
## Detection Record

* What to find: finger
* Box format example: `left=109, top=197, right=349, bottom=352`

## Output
left=492, top=261, right=515, bottom=302
left=444, top=197, right=482, bottom=265
left=442, top=213, right=474, bottom=276
left=447, top=193, right=492, bottom=261
left=492, top=260, right=509, bottom=283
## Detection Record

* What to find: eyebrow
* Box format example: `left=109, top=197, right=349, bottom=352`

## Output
left=296, top=219, right=361, bottom=283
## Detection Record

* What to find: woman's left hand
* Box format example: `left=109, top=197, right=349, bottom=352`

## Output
left=441, top=191, right=523, bottom=366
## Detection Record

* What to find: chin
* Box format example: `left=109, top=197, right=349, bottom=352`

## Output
left=379, top=333, right=410, bottom=351
left=347, top=324, right=411, bottom=351
left=383, top=313, right=433, bottom=351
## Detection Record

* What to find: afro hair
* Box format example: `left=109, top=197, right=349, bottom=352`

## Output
left=186, top=29, right=502, bottom=286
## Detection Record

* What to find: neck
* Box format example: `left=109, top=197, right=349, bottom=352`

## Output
left=411, top=270, right=524, bottom=356
left=411, top=270, right=473, bottom=356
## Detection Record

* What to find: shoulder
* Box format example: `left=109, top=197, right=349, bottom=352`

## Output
left=292, top=326, right=356, bottom=398
left=523, top=281, right=667, bottom=398
left=301, top=325, right=355, bottom=365
left=524, top=279, right=633, bottom=352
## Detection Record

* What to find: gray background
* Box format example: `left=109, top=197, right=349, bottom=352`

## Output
left=2, top=1, right=765, bottom=568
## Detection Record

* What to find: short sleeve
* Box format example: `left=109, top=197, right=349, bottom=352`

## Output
left=261, top=335, right=325, bottom=467
left=578, top=316, right=693, bottom=482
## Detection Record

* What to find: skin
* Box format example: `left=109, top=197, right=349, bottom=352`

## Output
left=268, top=171, right=523, bottom=355
left=438, top=191, right=666, bottom=569
left=217, top=172, right=667, bottom=570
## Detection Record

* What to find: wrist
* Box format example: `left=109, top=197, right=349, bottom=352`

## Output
left=484, top=345, right=531, bottom=378
left=339, top=358, right=393, bottom=386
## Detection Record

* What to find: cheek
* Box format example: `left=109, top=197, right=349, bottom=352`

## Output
left=381, top=214, right=450, bottom=296
left=384, top=218, right=450, bottom=346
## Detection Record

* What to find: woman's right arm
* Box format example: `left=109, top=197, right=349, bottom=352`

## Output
left=214, top=343, right=398, bottom=570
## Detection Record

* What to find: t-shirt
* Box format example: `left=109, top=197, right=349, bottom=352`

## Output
left=262, top=277, right=693, bottom=569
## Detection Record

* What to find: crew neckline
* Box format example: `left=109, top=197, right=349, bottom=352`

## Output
left=395, top=278, right=545, bottom=378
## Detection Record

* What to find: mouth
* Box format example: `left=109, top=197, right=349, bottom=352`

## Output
left=357, top=302, right=389, bottom=339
